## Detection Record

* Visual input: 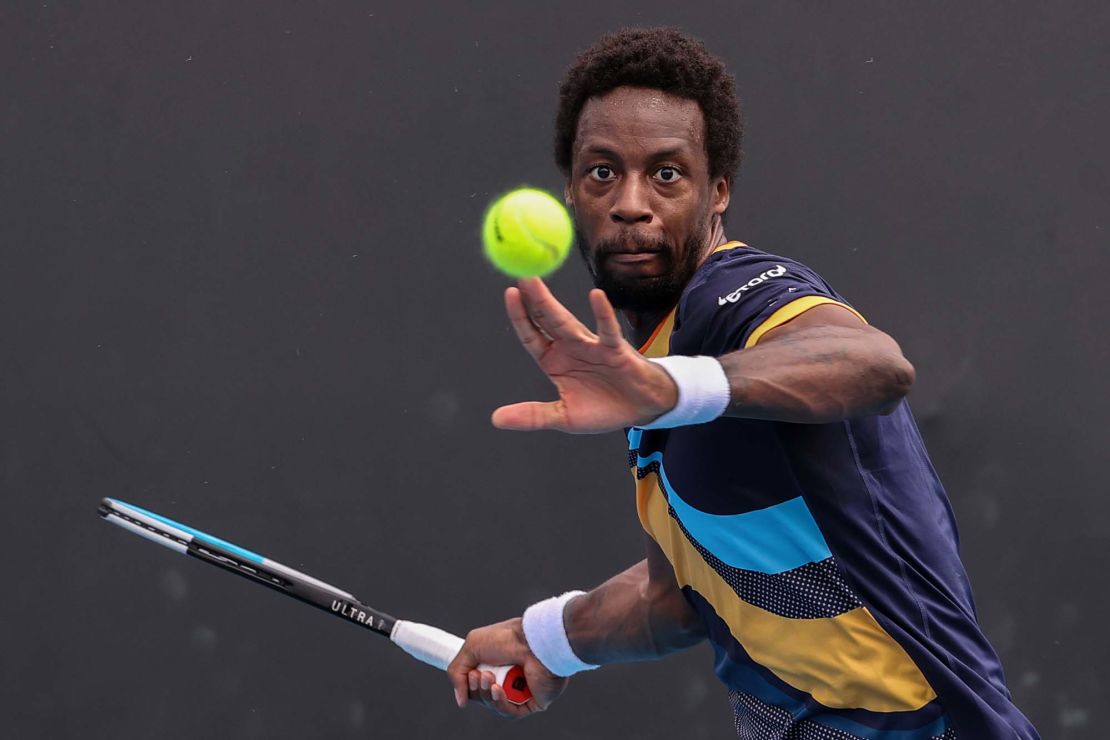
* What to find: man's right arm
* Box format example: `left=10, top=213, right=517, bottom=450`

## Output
left=448, top=534, right=705, bottom=717
left=565, top=534, right=705, bottom=664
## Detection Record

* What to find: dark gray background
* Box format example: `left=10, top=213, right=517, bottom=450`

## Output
left=2, top=1, right=1107, bottom=738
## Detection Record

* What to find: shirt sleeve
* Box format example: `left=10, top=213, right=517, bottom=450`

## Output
left=669, top=250, right=865, bottom=357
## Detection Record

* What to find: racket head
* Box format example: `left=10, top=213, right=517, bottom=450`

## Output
left=98, top=497, right=394, bottom=634
left=97, top=498, right=530, bottom=703
left=99, top=497, right=263, bottom=562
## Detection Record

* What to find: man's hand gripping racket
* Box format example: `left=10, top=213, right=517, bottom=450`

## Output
left=97, top=498, right=531, bottom=705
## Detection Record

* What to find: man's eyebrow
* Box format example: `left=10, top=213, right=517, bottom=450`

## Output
left=578, top=144, right=621, bottom=160
left=577, top=144, right=692, bottom=161
left=648, top=147, right=691, bottom=161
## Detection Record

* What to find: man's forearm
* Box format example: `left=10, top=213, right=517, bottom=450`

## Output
left=561, top=559, right=705, bottom=665
left=718, top=323, right=915, bottom=424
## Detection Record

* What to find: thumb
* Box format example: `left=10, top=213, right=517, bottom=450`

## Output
left=492, top=401, right=566, bottom=431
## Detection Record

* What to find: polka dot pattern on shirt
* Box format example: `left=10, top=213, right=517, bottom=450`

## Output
left=633, top=458, right=861, bottom=619
left=667, top=500, right=861, bottom=618
left=729, top=691, right=955, bottom=740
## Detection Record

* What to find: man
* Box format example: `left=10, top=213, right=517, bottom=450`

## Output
left=448, top=27, right=1039, bottom=739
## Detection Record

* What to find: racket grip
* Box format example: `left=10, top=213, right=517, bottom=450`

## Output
left=390, top=620, right=531, bottom=705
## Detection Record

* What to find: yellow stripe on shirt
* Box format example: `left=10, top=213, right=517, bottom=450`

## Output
left=711, top=240, right=749, bottom=255
left=638, top=308, right=676, bottom=358
left=636, top=474, right=937, bottom=712
left=744, top=296, right=867, bottom=348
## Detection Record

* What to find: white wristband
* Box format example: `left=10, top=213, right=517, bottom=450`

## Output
left=641, top=355, right=731, bottom=429
left=522, top=591, right=598, bottom=678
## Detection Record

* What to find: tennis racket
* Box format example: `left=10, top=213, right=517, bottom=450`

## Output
left=98, top=497, right=531, bottom=705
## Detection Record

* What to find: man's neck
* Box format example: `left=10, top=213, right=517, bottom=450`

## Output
left=623, top=306, right=674, bottom=350
left=622, top=226, right=729, bottom=348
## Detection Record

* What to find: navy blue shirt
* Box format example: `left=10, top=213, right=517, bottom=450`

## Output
left=630, top=242, right=1038, bottom=739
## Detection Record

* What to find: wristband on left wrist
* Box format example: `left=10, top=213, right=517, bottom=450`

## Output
left=641, top=355, right=731, bottom=429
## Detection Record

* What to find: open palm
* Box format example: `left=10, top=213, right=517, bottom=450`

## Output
left=492, top=278, right=676, bottom=434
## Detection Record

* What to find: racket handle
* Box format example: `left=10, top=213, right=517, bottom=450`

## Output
left=390, top=620, right=531, bottom=705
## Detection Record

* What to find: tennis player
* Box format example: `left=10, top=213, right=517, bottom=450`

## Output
left=449, top=28, right=1039, bottom=739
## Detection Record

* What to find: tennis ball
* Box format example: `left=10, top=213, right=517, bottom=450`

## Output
left=482, top=188, right=573, bottom=278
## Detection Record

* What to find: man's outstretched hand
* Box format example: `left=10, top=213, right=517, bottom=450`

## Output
left=492, top=278, right=677, bottom=434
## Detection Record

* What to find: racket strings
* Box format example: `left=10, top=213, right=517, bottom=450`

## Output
left=109, top=510, right=190, bottom=549
left=191, top=544, right=289, bottom=590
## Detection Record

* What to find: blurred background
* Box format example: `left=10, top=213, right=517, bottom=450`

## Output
left=2, top=1, right=1107, bottom=737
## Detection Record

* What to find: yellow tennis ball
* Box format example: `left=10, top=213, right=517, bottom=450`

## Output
left=482, top=188, right=573, bottom=278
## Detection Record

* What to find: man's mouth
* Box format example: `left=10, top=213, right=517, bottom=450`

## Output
left=583, top=232, right=672, bottom=280
left=606, top=251, right=661, bottom=264
left=600, top=239, right=666, bottom=259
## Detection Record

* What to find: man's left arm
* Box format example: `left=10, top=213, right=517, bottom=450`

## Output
left=491, top=278, right=914, bottom=433
left=715, top=303, right=915, bottom=424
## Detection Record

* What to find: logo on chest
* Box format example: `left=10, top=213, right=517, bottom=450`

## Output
left=718, top=265, right=787, bottom=306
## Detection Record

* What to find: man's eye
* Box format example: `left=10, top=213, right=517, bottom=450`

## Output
left=654, top=166, right=682, bottom=182
left=589, top=165, right=616, bottom=181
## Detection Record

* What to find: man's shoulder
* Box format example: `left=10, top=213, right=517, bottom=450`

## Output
left=668, top=242, right=848, bottom=354
left=679, top=243, right=827, bottom=315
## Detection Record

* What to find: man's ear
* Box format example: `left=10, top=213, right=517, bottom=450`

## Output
left=712, top=176, right=731, bottom=215
left=564, top=181, right=574, bottom=210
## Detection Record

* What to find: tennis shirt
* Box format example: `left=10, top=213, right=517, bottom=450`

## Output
left=629, top=242, right=1039, bottom=739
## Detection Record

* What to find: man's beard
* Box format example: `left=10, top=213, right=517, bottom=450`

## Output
left=577, top=228, right=709, bottom=313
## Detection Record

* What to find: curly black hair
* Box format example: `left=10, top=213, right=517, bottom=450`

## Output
left=554, top=27, right=743, bottom=182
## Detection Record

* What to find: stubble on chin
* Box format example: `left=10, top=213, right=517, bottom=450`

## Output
left=576, top=230, right=708, bottom=313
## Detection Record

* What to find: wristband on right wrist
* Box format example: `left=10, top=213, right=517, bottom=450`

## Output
left=521, top=590, right=599, bottom=678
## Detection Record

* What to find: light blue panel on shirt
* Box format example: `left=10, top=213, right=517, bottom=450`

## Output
left=634, top=452, right=832, bottom=574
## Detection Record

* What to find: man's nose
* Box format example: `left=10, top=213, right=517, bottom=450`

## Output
left=609, top=177, right=653, bottom=224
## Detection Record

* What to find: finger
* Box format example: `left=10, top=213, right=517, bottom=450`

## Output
left=473, top=671, right=511, bottom=717
left=478, top=683, right=538, bottom=719
left=517, top=278, right=593, bottom=342
left=479, top=670, right=494, bottom=702
left=505, top=286, right=552, bottom=361
left=447, top=654, right=474, bottom=708
left=589, top=289, right=624, bottom=348
left=465, top=671, right=505, bottom=713
left=486, top=683, right=526, bottom=714
left=476, top=698, right=535, bottom=719
left=492, top=401, right=565, bottom=432
left=492, top=692, right=544, bottom=718
left=452, top=672, right=469, bottom=708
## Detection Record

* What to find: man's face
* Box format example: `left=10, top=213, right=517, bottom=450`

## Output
left=566, top=86, right=729, bottom=313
